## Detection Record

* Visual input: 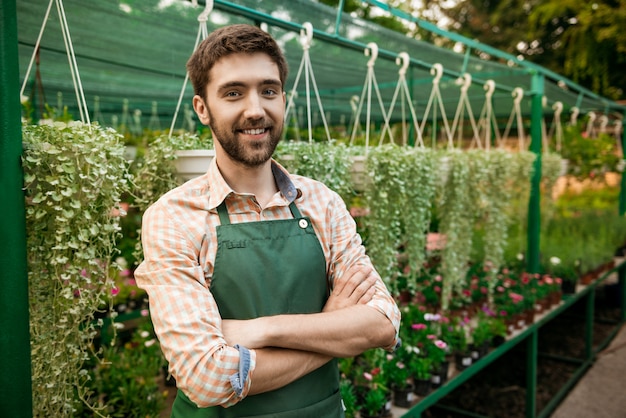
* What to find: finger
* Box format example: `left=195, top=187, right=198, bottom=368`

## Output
left=348, top=274, right=376, bottom=301
left=358, top=285, right=376, bottom=304
left=333, top=265, right=368, bottom=296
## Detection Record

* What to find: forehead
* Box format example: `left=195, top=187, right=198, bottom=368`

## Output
left=208, top=52, right=281, bottom=89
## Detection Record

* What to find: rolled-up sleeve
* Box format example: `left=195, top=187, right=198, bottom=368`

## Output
left=324, top=192, right=402, bottom=346
left=135, top=201, right=255, bottom=408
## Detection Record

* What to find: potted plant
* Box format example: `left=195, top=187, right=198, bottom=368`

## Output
left=383, top=349, right=415, bottom=408
left=408, top=355, right=433, bottom=396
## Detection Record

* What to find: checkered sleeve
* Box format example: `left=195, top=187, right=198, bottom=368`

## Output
left=323, top=190, right=402, bottom=347
left=134, top=200, right=256, bottom=408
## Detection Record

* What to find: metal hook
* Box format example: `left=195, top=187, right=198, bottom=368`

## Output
left=300, top=22, right=313, bottom=50
left=395, top=52, right=410, bottom=76
left=570, top=107, right=580, bottom=125
left=365, top=42, right=378, bottom=67
left=350, top=95, right=359, bottom=112
left=512, top=87, right=524, bottom=105
left=430, top=63, right=443, bottom=85
left=198, top=0, right=213, bottom=23
left=455, top=73, right=472, bottom=93
left=552, top=101, right=563, bottom=117
left=484, top=80, right=496, bottom=99
left=587, top=111, right=597, bottom=123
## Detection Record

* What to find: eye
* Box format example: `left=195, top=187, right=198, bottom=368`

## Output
left=225, top=91, right=241, bottom=97
left=262, top=88, right=279, bottom=96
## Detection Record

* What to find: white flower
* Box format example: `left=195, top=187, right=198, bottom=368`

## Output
left=140, top=331, right=150, bottom=338
left=144, top=339, right=156, bottom=348
left=516, top=253, right=524, bottom=261
left=550, top=257, right=561, bottom=265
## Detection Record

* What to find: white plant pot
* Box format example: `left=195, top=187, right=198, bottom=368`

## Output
left=350, top=155, right=371, bottom=191
left=174, top=149, right=215, bottom=181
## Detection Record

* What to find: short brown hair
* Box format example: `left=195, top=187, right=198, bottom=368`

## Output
left=186, top=24, right=288, bottom=99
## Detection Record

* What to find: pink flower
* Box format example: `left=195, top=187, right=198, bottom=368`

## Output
left=141, top=309, right=149, bottom=317
left=435, top=275, right=443, bottom=282
left=363, top=372, right=373, bottom=381
left=397, top=362, right=405, bottom=369
left=427, top=334, right=437, bottom=340
left=480, top=286, right=488, bottom=294
left=111, top=286, right=120, bottom=296
left=412, top=323, right=427, bottom=330
left=434, top=286, right=441, bottom=293
left=435, top=340, right=447, bottom=350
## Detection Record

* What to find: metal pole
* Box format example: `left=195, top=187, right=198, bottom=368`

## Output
left=617, top=111, right=626, bottom=321
left=527, top=73, right=544, bottom=273
left=0, top=0, right=33, bottom=417
left=525, top=329, right=538, bottom=418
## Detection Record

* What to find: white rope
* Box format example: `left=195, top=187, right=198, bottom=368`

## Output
left=349, top=43, right=391, bottom=153
left=477, top=80, right=501, bottom=150
left=599, top=115, right=609, bottom=134
left=169, top=0, right=213, bottom=137
left=501, top=87, right=524, bottom=151
left=585, top=111, right=597, bottom=138
left=148, top=101, right=161, bottom=131
left=284, top=22, right=331, bottom=143
left=419, top=63, right=453, bottom=149
left=55, top=0, right=90, bottom=124
left=450, top=73, right=481, bottom=149
left=20, top=0, right=54, bottom=100
left=92, top=96, right=105, bottom=125
left=21, top=0, right=90, bottom=124
left=570, top=107, right=580, bottom=126
left=548, top=102, right=563, bottom=152
left=380, top=52, right=424, bottom=147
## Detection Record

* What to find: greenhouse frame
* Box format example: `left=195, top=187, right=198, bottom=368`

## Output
left=2, top=0, right=626, bottom=417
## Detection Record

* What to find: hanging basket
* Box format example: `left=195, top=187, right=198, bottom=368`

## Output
left=174, top=149, right=215, bottom=181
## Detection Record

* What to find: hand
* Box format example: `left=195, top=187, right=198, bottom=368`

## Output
left=323, top=265, right=377, bottom=312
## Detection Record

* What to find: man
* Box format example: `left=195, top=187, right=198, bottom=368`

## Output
left=134, top=24, right=400, bottom=417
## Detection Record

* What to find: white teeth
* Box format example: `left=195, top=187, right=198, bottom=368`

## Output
left=243, top=128, right=265, bottom=135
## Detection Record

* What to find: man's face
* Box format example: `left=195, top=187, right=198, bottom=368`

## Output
left=193, top=52, right=286, bottom=167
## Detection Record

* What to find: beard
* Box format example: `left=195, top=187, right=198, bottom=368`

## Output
left=207, top=106, right=282, bottom=167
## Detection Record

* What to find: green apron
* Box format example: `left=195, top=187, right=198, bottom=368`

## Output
left=171, top=200, right=344, bottom=418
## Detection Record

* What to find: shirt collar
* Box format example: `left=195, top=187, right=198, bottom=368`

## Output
left=207, top=158, right=300, bottom=210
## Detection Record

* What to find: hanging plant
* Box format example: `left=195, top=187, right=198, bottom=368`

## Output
left=132, top=132, right=213, bottom=213
left=541, top=151, right=566, bottom=228
left=436, top=150, right=474, bottom=311
left=361, top=145, right=408, bottom=283
left=22, top=121, right=131, bottom=416
left=476, top=150, right=520, bottom=300
left=274, top=141, right=354, bottom=203
left=400, top=148, right=438, bottom=276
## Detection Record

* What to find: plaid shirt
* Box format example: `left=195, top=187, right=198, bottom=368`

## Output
left=134, top=158, right=401, bottom=408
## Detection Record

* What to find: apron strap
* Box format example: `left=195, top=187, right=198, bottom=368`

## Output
left=288, top=201, right=302, bottom=218
left=217, top=201, right=303, bottom=226
left=217, top=201, right=231, bottom=225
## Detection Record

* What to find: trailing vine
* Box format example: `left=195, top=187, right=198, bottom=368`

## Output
left=436, top=150, right=474, bottom=311
left=361, top=145, right=408, bottom=282
left=274, top=141, right=354, bottom=203
left=22, top=122, right=131, bottom=416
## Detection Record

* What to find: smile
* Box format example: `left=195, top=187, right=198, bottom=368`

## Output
left=241, top=128, right=267, bottom=135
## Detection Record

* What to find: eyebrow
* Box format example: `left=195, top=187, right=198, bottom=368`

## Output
left=217, top=79, right=282, bottom=91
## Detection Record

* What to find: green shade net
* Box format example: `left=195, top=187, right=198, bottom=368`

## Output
left=17, top=0, right=623, bottom=137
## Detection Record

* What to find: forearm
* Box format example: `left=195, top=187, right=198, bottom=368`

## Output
left=260, top=304, right=396, bottom=357
left=248, top=348, right=331, bottom=395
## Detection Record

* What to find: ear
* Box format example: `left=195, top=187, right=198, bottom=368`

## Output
left=192, top=95, right=211, bottom=126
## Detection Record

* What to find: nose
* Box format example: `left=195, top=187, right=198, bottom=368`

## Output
left=243, top=92, right=265, bottom=120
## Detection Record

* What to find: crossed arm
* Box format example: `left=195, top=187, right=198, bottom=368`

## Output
left=221, top=265, right=398, bottom=395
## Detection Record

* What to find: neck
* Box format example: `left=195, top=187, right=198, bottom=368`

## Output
left=215, top=151, right=278, bottom=208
